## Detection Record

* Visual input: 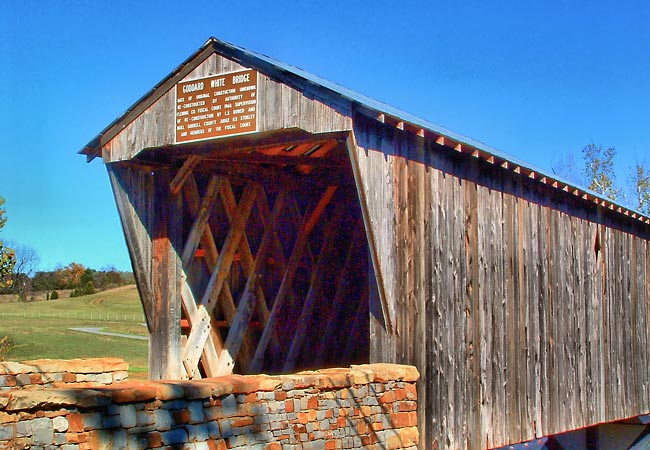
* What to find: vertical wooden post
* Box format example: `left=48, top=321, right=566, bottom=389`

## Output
left=149, top=169, right=183, bottom=380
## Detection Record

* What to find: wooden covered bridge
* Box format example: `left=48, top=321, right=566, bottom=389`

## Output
left=80, top=38, right=650, bottom=449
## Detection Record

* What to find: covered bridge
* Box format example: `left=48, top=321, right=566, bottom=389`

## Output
left=80, top=38, right=650, bottom=449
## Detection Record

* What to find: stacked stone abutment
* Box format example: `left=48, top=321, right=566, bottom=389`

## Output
left=0, top=362, right=419, bottom=449
left=0, top=358, right=129, bottom=391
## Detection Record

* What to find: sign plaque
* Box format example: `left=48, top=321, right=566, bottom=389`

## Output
left=175, top=69, right=258, bottom=143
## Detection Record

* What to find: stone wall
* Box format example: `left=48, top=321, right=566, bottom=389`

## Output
left=0, top=363, right=419, bottom=449
left=0, top=358, right=129, bottom=391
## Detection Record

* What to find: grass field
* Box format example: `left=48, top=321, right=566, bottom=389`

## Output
left=0, top=285, right=149, bottom=378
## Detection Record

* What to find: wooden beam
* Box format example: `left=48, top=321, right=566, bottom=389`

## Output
left=180, top=276, right=222, bottom=378
left=149, top=169, right=182, bottom=380
left=250, top=185, right=338, bottom=372
left=181, top=174, right=255, bottom=371
left=136, top=129, right=347, bottom=162
left=201, top=153, right=345, bottom=168
left=189, top=161, right=353, bottom=188
left=314, top=218, right=365, bottom=366
left=200, top=182, right=259, bottom=312
left=309, top=139, right=340, bottom=158
left=181, top=175, right=222, bottom=267
left=106, top=165, right=155, bottom=331
left=212, top=191, right=288, bottom=374
left=282, top=205, right=345, bottom=372
left=219, top=180, right=284, bottom=358
left=213, top=292, right=258, bottom=376
left=286, top=193, right=317, bottom=274
left=343, top=133, right=393, bottom=334
left=342, top=278, right=370, bottom=361
left=170, top=155, right=201, bottom=195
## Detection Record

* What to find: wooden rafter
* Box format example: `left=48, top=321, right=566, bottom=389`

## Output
left=137, top=129, right=347, bottom=161
left=189, top=160, right=353, bottom=188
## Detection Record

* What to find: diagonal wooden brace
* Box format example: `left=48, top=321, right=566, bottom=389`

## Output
left=170, top=155, right=201, bottom=195
left=179, top=275, right=222, bottom=379
left=250, top=185, right=337, bottom=372
left=282, top=204, right=345, bottom=372
left=200, top=182, right=259, bottom=312
left=181, top=175, right=222, bottom=267
left=212, top=189, right=288, bottom=375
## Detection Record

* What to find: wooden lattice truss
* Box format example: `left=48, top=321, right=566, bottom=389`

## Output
left=134, top=131, right=370, bottom=379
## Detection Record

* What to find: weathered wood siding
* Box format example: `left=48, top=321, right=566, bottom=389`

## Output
left=351, top=113, right=650, bottom=449
left=103, top=53, right=352, bottom=162
left=108, top=163, right=183, bottom=380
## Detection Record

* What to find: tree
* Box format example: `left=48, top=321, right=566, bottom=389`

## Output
left=553, top=145, right=650, bottom=215
left=59, top=262, right=86, bottom=289
left=551, top=152, right=580, bottom=185
left=631, top=162, right=650, bottom=215
left=0, top=197, right=15, bottom=288
left=4, top=242, right=40, bottom=301
left=582, top=143, right=622, bottom=200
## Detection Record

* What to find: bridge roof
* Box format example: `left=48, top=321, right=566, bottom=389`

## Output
left=79, top=37, right=649, bottom=226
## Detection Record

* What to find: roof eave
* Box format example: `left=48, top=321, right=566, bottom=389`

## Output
left=77, top=37, right=650, bottom=225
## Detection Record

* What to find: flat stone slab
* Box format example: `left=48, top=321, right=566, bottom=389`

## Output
left=6, top=358, right=129, bottom=374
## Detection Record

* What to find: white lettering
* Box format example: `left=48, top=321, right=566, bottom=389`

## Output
left=211, top=78, right=226, bottom=88
left=232, top=73, right=250, bottom=84
left=182, top=81, right=204, bottom=93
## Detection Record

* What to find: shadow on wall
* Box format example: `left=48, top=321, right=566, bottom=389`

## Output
left=0, top=363, right=420, bottom=449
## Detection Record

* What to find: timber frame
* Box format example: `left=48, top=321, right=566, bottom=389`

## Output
left=82, top=37, right=650, bottom=450
left=108, top=129, right=370, bottom=379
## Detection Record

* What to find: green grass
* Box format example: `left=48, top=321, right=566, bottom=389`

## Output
left=0, top=285, right=149, bottom=379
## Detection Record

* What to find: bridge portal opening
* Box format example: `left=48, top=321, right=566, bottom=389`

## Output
left=117, top=129, right=371, bottom=378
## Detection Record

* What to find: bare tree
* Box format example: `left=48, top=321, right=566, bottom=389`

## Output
left=5, top=241, right=40, bottom=301
left=551, top=152, right=581, bottom=185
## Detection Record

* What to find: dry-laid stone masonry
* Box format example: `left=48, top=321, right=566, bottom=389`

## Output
left=0, top=362, right=419, bottom=449
left=0, top=358, right=129, bottom=391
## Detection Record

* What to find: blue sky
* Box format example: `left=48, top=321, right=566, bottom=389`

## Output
left=1, top=0, right=649, bottom=271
